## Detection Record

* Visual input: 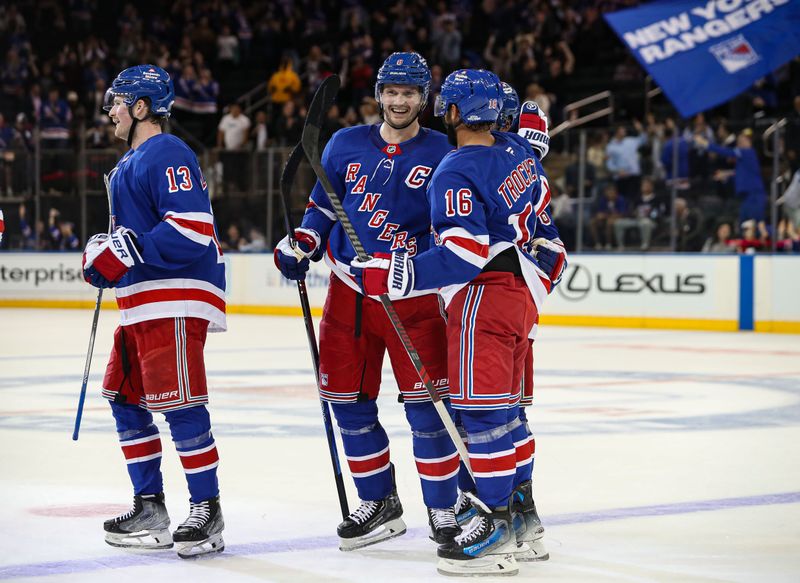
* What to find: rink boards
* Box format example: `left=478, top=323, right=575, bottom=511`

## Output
left=0, top=252, right=798, bottom=333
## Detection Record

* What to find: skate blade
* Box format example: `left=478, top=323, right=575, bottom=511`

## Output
left=105, top=529, right=173, bottom=550
left=339, top=518, right=407, bottom=551
left=437, top=553, right=518, bottom=577
left=176, top=534, right=225, bottom=559
left=513, top=539, right=549, bottom=562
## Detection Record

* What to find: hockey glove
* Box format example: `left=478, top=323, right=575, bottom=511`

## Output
left=532, top=237, right=567, bottom=288
left=518, top=101, right=550, bottom=160
left=83, top=228, right=142, bottom=287
left=351, top=251, right=414, bottom=298
left=273, top=229, right=319, bottom=281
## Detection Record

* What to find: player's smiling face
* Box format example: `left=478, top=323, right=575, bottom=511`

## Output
left=381, top=84, right=422, bottom=128
left=108, top=96, right=133, bottom=140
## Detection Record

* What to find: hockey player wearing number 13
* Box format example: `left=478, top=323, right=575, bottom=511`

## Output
left=351, top=70, right=566, bottom=576
left=274, top=53, right=463, bottom=550
left=81, top=65, right=227, bottom=559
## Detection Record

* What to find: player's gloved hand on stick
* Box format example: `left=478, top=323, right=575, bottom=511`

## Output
left=273, top=229, right=318, bottom=281
left=82, top=227, right=142, bottom=288
left=350, top=250, right=414, bottom=298
left=518, top=101, right=550, bottom=160
left=532, top=237, right=567, bottom=287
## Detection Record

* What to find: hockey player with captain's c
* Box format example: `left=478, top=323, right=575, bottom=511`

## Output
left=274, top=52, right=463, bottom=551
left=352, top=69, right=565, bottom=577
left=82, top=64, right=226, bottom=559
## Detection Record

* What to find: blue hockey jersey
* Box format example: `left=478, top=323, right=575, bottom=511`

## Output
left=108, top=133, right=226, bottom=332
left=299, top=124, right=452, bottom=297
left=411, top=131, right=560, bottom=320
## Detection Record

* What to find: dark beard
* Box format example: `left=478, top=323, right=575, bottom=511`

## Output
left=445, top=120, right=458, bottom=147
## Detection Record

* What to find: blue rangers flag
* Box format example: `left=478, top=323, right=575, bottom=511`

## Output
left=605, top=0, right=800, bottom=118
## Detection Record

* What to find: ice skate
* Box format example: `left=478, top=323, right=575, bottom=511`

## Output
left=437, top=495, right=519, bottom=577
left=510, top=480, right=548, bottom=561
left=337, top=489, right=407, bottom=551
left=104, top=493, right=173, bottom=550
left=455, top=489, right=477, bottom=526
left=173, top=496, right=225, bottom=559
left=428, top=506, right=461, bottom=544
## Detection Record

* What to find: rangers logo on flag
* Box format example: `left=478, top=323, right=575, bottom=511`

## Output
left=710, top=35, right=760, bottom=74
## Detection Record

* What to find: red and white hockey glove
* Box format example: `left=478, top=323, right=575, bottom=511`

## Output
left=350, top=251, right=414, bottom=298
left=273, top=228, right=320, bottom=281
left=518, top=101, right=550, bottom=160
left=532, top=237, right=567, bottom=288
left=0, top=209, right=4, bottom=245
left=82, top=227, right=142, bottom=287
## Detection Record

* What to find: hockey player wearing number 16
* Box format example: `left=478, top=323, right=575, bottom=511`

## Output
left=81, top=65, right=227, bottom=559
left=274, top=52, right=463, bottom=550
left=351, top=69, right=566, bottom=576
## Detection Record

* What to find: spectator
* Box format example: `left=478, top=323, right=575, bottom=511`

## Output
left=39, top=88, right=72, bottom=149
left=614, top=177, right=666, bottom=251
left=606, top=120, right=646, bottom=199
left=683, top=113, right=713, bottom=182
left=674, top=197, right=704, bottom=252
left=777, top=169, right=800, bottom=229
left=549, top=184, right=576, bottom=250
left=251, top=110, right=269, bottom=151
left=432, top=15, right=461, bottom=71
left=217, top=103, right=251, bottom=193
left=216, top=25, right=240, bottom=69
left=697, top=129, right=767, bottom=224
left=238, top=227, right=266, bottom=252
left=273, top=100, right=302, bottom=145
left=702, top=221, right=736, bottom=253
left=358, top=96, right=380, bottom=125
left=220, top=223, right=244, bottom=251
left=268, top=56, right=302, bottom=106
left=660, top=127, right=690, bottom=189
left=589, top=183, right=627, bottom=250
left=786, top=95, right=800, bottom=173
left=321, top=104, right=345, bottom=144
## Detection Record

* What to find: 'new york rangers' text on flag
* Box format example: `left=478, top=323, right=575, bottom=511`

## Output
left=605, top=0, right=800, bottom=118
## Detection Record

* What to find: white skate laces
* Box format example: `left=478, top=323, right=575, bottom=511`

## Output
left=180, top=500, right=211, bottom=529
left=455, top=515, right=490, bottom=546
left=349, top=500, right=381, bottom=524
left=429, top=508, right=459, bottom=530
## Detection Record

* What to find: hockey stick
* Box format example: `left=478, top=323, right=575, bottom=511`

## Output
left=301, top=75, right=474, bottom=479
left=72, top=173, right=113, bottom=440
left=280, top=139, right=350, bottom=520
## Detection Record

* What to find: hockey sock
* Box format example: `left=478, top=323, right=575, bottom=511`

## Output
left=405, top=401, right=459, bottom=509
left=460, top=408, right=516, bottom=509
left=453, top=410, right=477, bottom=494
left=331, top=400, right=393, bottom=501
left=509, top=406, right=534, bottom=487
left=110, top=401, right=164, bottom=495
left=165, top=406, right=219, bottom=503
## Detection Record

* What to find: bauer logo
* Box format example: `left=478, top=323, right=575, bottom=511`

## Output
left=710, top=35, right=760, bottom=74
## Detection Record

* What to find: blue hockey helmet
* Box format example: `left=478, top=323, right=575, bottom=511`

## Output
left=375, top=52, right=432, bottom=104
left=496, top=82, right=520, bottom=130
left=434, top=69, right=502, bottom=126
left=103, top=64, right=175, bottom=118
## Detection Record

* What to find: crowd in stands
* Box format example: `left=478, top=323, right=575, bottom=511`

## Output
left=0, top=0, right=798, bottom=253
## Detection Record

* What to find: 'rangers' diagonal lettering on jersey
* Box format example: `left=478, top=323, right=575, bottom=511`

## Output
left=300, top=124, right=452, bottom=297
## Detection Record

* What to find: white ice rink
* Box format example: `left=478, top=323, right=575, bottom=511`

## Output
left=1, top=308, right=799, bottom=582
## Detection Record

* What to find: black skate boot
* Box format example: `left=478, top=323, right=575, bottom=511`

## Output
left=173, top=496, right=225, bottom=559
left=428, top=507, right=461, bottom=544
left=455, top=489, right=477, bottom=526
left=510, top=480, right=548, bottom=561
left=437, top=495, right=519, bottom=577
left=337, top=489, right=407, bottom=551
left=104, top=493, right=173, bottom=550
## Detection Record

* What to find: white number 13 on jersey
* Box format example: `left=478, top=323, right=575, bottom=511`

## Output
left=165, top=166, right=194, bottom=192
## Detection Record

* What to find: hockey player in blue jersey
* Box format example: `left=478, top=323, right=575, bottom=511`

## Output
left=81, top=65, right=226, bottom=559
left=274, top=52, right=462, bottom=550
left=450, top=84, right=560, bottom=563
left=351, top=69, right=567, bottom=576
